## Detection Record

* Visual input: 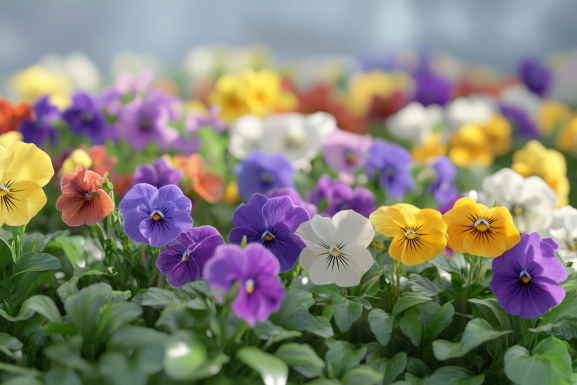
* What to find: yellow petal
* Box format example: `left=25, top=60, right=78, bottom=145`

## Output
left=1, top=142, right=54, bottom=187
left=10, top=180, right=47, bottom=220
left=0, top=190, right=30, bottom=226
left=389, top=234, right=435, bottom=266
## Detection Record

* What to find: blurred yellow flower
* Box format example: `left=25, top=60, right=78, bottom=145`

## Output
left=512, top=140, right=569, bottom=207
left=411, top=132, right=448, bottom=164
left=555, top=116, right=577, bottom=154
left=538, top=100, right=572, bottom=136
left=0, top=131, right=23, bottom=149
left=448, top=124, right=493, bottom=167
left=209, top=74, right=249, bottom=122
left=11, top=66, right=71, bottom=109
left=59, top=149, right=92, bottom=177
left=223, top=180, right=240, bottom=204
left=347, top=70, right=413, bottom=115
left=483, top=113, right=512, bottom=157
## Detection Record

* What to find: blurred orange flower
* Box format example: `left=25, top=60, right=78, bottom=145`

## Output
left=173, top=154, right=224, bottom=204
left=0, top=99, right=32, bottom=134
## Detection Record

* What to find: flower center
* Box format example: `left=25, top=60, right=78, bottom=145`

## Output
left=345, top=150, right=356, bottom=165
left=245, top=278, right=255, bottom=294
left=330, top=247, right=341, bottom=256
left=404, top=229, right=417, bottom=240
left=140, top=119, right=151, bottom=131
left=80, top=112, right=93, bottom=122
left=261, top=172, right=273, bottom=185
left=0, top=185, right=10, bottom=197
left=182, top=249, right=192, bottom=262
left=571, top=243, right=577, bottom=251
left=151, top=210, right=164, bottom=221
left=385, top=167, right=395, bottom=179
left=262, top=230, right=275, bottom=242
left=474, top=218, right=491, bottom=232
left=85, top=192, right=93, bottom=201
left=519, top=269, right=531, bottom=284
left=512, top=205, right=524, bottom=215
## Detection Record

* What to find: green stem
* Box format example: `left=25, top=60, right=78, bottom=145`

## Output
left=396, top=261, right=403, bottom=302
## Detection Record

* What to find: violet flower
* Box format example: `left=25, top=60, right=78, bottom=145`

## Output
left=229, top=194, right=309, bottom=272
left=98, top=69, right=153, bottom=116
left=157, top=226, right=225, bottom=287
left=62, top=92, right=116, bottom=144
left=119, top=184, right=193, bottom=247
left=204, top=243, right=285, bottom=326
left=490, top=233, right=567, bottom=319
left=322, top=129, right=372, bottom=185
left=19, top=95, right=59, bottom=145
left=266, top=187, right=318, bottom=218
left=500, top=105, right=539, bottom=138
left=324, top=182, right=376, bottom=218
left=234, top=151, right=295, bottom=201
left=186, top=105, right=227, bottom=133
left=519, top=58, right=552, bottom=97
left=305, top=174, right=334, bottom=205
left=365, top=139, right=415, bottom=199
left=412, top=72, right=452, bottom=107
left=132, top=157, right=183, bottom=188
left=427, top=156, right=459, bottom=206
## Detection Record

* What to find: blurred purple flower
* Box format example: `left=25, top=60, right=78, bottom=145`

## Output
left=204, top=243, right=285, bottom=326
left=19, top=95, right=59, bottom=145
left=234, top=151, right=295, bottom=201
left=157, top=226, right=225, bottom=288
left=500, top=105, right=539, bottom=138
left=427, top=156, right=459, bottom=205
left=98, top=69, right=154, bottom=116
left=438, top=195, right=464, bottom=215
left=366, top=139, right=415, bottom=199
left=62, top=92, right=116, bottom=144
left=490, top=233, right=567, bottom=319
left=412, top=72, right=452, bottom=107
left=519, top=58, right=553, bottom=97
left=229, top=194, right=309, bottom=272
left=324, top=182, right=376, bottom=218
left=322, top=129, right=372, bottom=185
left=305, top=174, right=334, bottom=205
left=266, top=187, right=318, bottom=218
left=132, top=157, right=183, bottom=189
left=186, top=105, right=227, bottom=133
left=119, top=184, right=193, bottom=247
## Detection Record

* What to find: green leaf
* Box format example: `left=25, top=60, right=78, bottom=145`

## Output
left=98, top=352, right=147, bottom=385
left=468, top=298, right=511, bottom=331
left=358, top=270, right=382, bottom=295
left=0, top=332, right=23, bottom=360
left=541, top=292, right=577, bottom=325
left=240, top=235, right=247, bottom=248
left=24, top=295, right=62, bottom=322
left=433, top=318, right=511, bottom=360
left=0, top=301, right=35, bottom=322
left=504, top=337, right=573, bottom=385
left=409, top=273, right=444, bottom=297
left=109, top=326, right=168, bottom=375
left=54, top=236, right=88, bottom=269
left=92, top=191, right=100, bottom=199
left=134, top=287, right=180, bottom=309
left=368, top=309, right=394, bottom=346
left=64, top=283, right=113, bottom=342
left=11, top=252, right=61, bottom=279
left=332, top=294, right=364, bottom=333
left=96, top=302, right=142, bottom=344
left=492, top=200, right=497, bottom=208
left=163, top=330, right=208, bottom=380
left=366, top=351, right=407, bottom=385
left=237, top=346, right=288, bottom=385
left=400, top=308, right=423, bottom=347
left=44, top=367, right=82, bottom=385
left=342, top=365, right=384, bottom=385
left=427, top=302, right=454, bottom=342
left=56, top=268, right=116, bottom=303
left=3, top=378, right=43, bottom=385
left=44, top=335, right=92, bottom=372
left=275, top=343, right=325, bottom=378
left=0, top=362, right=40, bottom=377
left=269, top=289, right=320, bottom=332
left=106, top=181, right=114, bottom=190
left=326, top=341, right=367, bottom=379
left=392, top=292, right=432, bottom=316
left=429, top=366, right=484, bottom=385
left=530, top=316, right=577, bottom=340
left=311, top=316, right=334, bottom=338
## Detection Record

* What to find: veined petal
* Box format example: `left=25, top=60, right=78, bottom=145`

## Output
left=310, top=215, right=335, bottom=245
left=1, top=142, right=54, bottom=187
left=418, top=228, right=448, bottom=259
left=332, top=209, right=374, bottom=247
left=462, top=229, right=506, bottom=258
left=296, top=220, right=327, bottom=247
left=389, top=234, right=435, bottom=266
left=415, top=209, right=447, bottom=233
left=0, top=189, right=30, bottom=226
left=298, top=245, right=328, bottom=271
left=9, top=180, right=46, bottom=221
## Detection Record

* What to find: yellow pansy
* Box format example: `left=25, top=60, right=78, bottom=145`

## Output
left=0, top=131, right=23, bottom=149
left=483, top=113, right=512, bottom=157
left=555, top=116, right=577, bottom=154
left=243, top=69, right=283, bottom=116
left=0, top=142, right=54, bottom=226
left=448, top=124, right=493, bottom=167
left=209, top=74, right=249, bottom=122
left=443, top=197, right=520, bottom=258
left=512, top=140, right=569, bottom=207
left=347, top=70, right=412, bottom=115
left=223, top=180, right=240, bottom=204
left=58, top=149, right=92, bottom=177
left=538, top=100, right=572, bottom=136
left=411, top=132, right=448, bottom=164
left=370, top=204, right=447, bottom=266
left=11, top=65, right=71, bottom=109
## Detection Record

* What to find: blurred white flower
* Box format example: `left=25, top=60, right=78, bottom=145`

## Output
left=499, top=83, right=542, bottom=120
left=386, top=101, right=443, bottom=145
left=444, top=95, right=496, bottom=131
left=39, top=52, right=101, bottom=92
left=296, top=210, right=375, bottom=287
left=541, top=205, right=577, bottom=263
left=482, top=168, right=557, bottom=233
left=228, top=112, right=336, bottom=171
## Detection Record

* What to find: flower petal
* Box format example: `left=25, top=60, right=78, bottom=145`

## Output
left=262, top=196, right=310, bottom=232
left=119, top=183, right=158, bottom=214
left=332, top=209, right=374, bottom=247
left=166, top=260, right=199, bottom=288
left=1, top=142, right=54, bottom=187
left=122, top=208, right=150, bottom=245
left=192, top=233, right=226, bottom=277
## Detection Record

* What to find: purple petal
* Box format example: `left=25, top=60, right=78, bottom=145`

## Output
left=204, top=244, right=247, bottom=299
left=232, top=193, right=269, bottom=228
left=244, top=243, right=281, bottom=276
left=263, top=230, right=306, bottom=272
left=140, top=203, right=193, bottom=247
left=119, top=184, right=158, bottom=214
left=192, top=233, right=226, bottom=277
left=166, top=260, right=200, bottom=288
left=122, top=208, right=150, bottom=245
left=132, top=164, right=158, bottom=187
left=229, top=227, right=263, bottom=245
left=263, top=197, right=310, bottom=232
left=157, top=248, right=184, bottom=274
left=157, top=185, right=192, bottom=213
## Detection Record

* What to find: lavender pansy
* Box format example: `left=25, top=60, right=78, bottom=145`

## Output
left=62, top=92, right=116, bottom=144
left=519, top=58, right=553, bottom=97
left=305, top=174, right=334, bottom=205
left=186, top=105, right=227, bottom=133
left=490, top=233, right=567, bottom=319
left=324, top=182, right=376, bottom=218
left=234, top=151, right=295, bottom=201
left=266, top=187, right=318, bottom=218
left=365, top=139, right=415, bottom=199
left=322, top=129, right=372, bottom=185
left=412, top=71, right=452, bottom=107
left=157, top=226, right=225, bottom=288
left=229, top=194, right=309, bottom=272
left=132, top=157, right=183, bottom=188
left=119, top=184, right=193, bottom=247
left=204, top=243, right=285, bottom=326
left=427, top=156, right=459, bottom=206
left=20, top=95, right=59, bottom=145
left=501, top=105, right=539, bottom=138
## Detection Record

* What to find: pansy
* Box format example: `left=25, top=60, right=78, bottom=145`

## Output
left=427, top=156, right=459, bottom=206
left=370, top=204, right=447, bottom=265
left=98, top=68, right=153, bottom=116
left=322, top=129, right=372, bottom=185
left=208, top=74, right=250, bottom=122
left=58, top=148, right=93, bottom=177
left=490, top=233, right=566, bottom=319
left=204, top=243, right=285, bottom=326
left=234, top=151, right=295, bottom=201
left=519, top=58, right=552, bottom=97
left=172, top=154, right=224, bottom=204
left=118, top=184, right=193, bottom=247
left=538, top=100, right=571, bottom=137
left=500, top=105, right=538, bottom=138
left=266, top=187, right=317, bottom=218
left=324, top=182, right=376, bottom=218
left=499, top=84, right=541, bottom=128
left=411, top=132, right=448, bottom=164
left=19, top=96, right=59, bottom=146
left=132, top=157, right=183, bottom=189
left=11, top=65, right=71, bottom=109
left=443, top=197, right=520, bottom=258
left=0, top=99, right=32, bottom=134
left=157, top=226, right=225, bottom=288
left=412, top=71, right=452, bottom=107
left=540, top=206, right=577, bottom=263
left=448, top=124, right=493, bottom=167
left=0, top=142, right=54, bottom=226
left=56, top=164, right=114, bottom=227
left=185, top=104, right=227, bottom=133
left=482, top=168, right=557, bottom=233
left=62, top=92, right=116, bottom=144
left=296, top=210, right=375, bottom=287
left=229, top=194, right=309, bottom=272
left=365, top=139, right=415, bottom=199
left=305, top=174, right=334, bottom=205
left=444, top=95, right=496, bottom=131
left=386, top=102, right=443, bottom=146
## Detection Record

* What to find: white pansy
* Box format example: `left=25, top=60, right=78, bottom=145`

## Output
left=39, top=52, right=101, bottom=92
left=540, top=206, right=577, bottom=263
left=228, top=112, right=336, bottom=171
left=481, top=168, right=557, bottom=233
left=499, top=83, right=542, bottom=120
left=444, top=94, right=496, bottom=131
left=386, top=102, right=443, bottom=145
left=296, top=210, right=375, bottom=287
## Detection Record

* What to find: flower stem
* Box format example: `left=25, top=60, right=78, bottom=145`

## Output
left=396, top=261, right=403, bottom=302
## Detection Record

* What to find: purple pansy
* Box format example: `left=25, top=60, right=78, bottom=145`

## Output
left=204, top=243, right=285, bottom=326
left=305, top=174, right=335, bottom=205
left=229, top=194, right=309, bottom=272
left=19, top=95, right=59, bottom=145
left=365, top=139, right=415, bottom=199
left=324, top=182, right=376, bottom=218
left=132, top=157, right=183, bottom=188
left=519, top=58, right=553, bottom=97
left=62, top=92, right=116, bottom=144
left=500, top=105, right=539, bottom=138
left=266, top=187, right=318, bottom=218
left=427, top=156, right=459, bottom=206
left=186, top=105, right=227, bottom=133
left=412, top=72, right=452, bottom=107
left=119, top=184, right=193, bottom=247
left=490, top=233, right=567, bottom=319
left=98, top=69, right=154, bottom=116
left=234, top=151, right=295, bottom=202
left=322, top=129, right=372, bottom=185
left=157, top=226, right=225, bottom=288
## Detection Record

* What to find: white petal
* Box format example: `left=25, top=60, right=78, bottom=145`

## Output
left=331, top=210, right=374, bottom=247
left=296, top=220, right=326, bottom=247
left=310, top=215, right=336, bottom=244
left=308, top=255, right=364, bottom=287
left=341, top=245, right=375, bottom=275
left=298, top=246, right=328, bottom=271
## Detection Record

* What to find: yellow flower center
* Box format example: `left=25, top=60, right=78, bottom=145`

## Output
left=152, top=213, right=161, bottom=221
left=404, top=229, right=417, bottom=240
left=521, top=274, right=530, bottom=284
left=570, top=244, right=577, bottom=251
left=330, top=247, right=341, bottom=256
left=474, top=218, right=491, bottom=232
left=513, top=206, right=524, bottom=215
left=346, top=152, right=356, bottom=164
left=245, top=278, right=255, bottom=294
left=264, top=233, right=274, bottom=241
